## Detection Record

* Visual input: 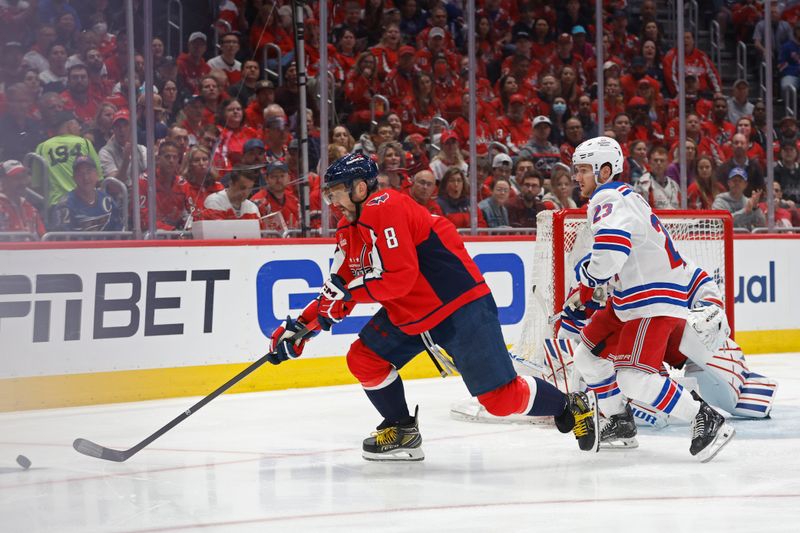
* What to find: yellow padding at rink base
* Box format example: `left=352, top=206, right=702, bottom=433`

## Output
left=0, top=351, right=445, bottom=412
left=2, top=330, right=797, bottom=412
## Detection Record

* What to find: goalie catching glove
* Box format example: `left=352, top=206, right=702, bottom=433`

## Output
left=687, top=299, right=730, bottom=352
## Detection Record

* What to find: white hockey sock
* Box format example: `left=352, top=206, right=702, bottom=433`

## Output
left=616, top=369, right=700, bottom=422
left=573, top=342, right=625, bottom=416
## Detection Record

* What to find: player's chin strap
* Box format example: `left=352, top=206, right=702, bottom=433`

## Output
left=421, top=331, right=458, bottom=377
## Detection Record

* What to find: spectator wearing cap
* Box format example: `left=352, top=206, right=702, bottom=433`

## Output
left=437, top=166, right=487, bottom=229
left=177, top=32, right=211, bottom=96
left=230, top=60, right=262, bottom=109
left=39, top=43, right=69, bottom=92
left=137, top=141, right=188, bottom=230
left=177, top=94, right=207, bottom=143
left=519, top=116, right=561, bottom=178
left=713, top=167, right=765, bottom=230
left=481, top=152, right=513, bottom=201
left=497, top=94, right=532, bottom=155
left=430, top=130, right=467, bottom=183
left=507, top=170, right=545, bottom=228
left=180, top=144, right=224, bottom=218
left=609, top=9, right=639, bottom=61
left=775, top=140, right=800, bottom=204
left=620, top=56, right=661, bottom=102
left=0, top=83, right=46, bottom=161
left=50, top=156, right=122, bottom=231
left=663, top=31, right=722, bottom=97
left=755, top=2, right=792, bottom=60
left=99, top=109, right=146, bottom=186
left=244, top=79, right=275, bottom=129
left=687, top=155, right=726, bottom=210
left=33, top=111, right=103, bottom=205
left=635, top=145, right=681, bottom=210
left=407, top=170, right=443, bottom=216
left=546, top=33, right=587, bottom=88
left=416, top=4, right=456, bottom=51
left=627, top=97, right=662, bottom=144
left=570, top=25, right=594, bottom=62
left=383, top=45, right=418, bottom=111
left=59, top=64, right=97, bottom=125
left=778, top=115, right=800, bottom=146
left=208, top=32, right=242, bottom=85
left=0, top=160, right=45, bottom=236
left=557, top=0, right=590, bottom=37
left=479, top=177, right=511, bottom=228
left=416, top=25, right=460, bottom=74
left=716, top=132, right=766, bottom=194
left=215, top=98, right=260, bottom=171
left=199, top=168, right=261, bottom=226
left=252, top=160, right=300, bottom=228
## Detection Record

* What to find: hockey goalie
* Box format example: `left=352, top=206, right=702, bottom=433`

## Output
left=450, top=259, right=777, bottom=448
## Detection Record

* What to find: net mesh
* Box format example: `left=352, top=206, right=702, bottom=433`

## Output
left=514, top=210, right=730, bottom=363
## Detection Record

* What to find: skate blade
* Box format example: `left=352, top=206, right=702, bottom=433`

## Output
left=696, top=423, right=736, bottom=463
left=362, top=447, right=425, bottom=462
left=449, top=407, right=554, bottom=426
left=588, top=391, right=600, bottom=453
left=600, top=437, right=639, bottom=450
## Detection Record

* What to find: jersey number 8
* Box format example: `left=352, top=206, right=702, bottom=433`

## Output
left=384, top=227, right=399, bottom=248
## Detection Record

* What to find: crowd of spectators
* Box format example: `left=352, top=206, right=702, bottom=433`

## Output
left=2, top=0, right=800, bottom=239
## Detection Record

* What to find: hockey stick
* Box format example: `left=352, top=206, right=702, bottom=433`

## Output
left=73, top=324, right=313, bottom=462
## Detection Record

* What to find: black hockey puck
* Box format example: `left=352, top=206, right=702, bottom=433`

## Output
left=16, top=455, right=31, bottom=470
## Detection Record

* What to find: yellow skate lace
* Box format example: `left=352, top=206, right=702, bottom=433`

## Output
left=375, top=427, right=398, bottom=446
left=572, top=411, right=594, bottom=437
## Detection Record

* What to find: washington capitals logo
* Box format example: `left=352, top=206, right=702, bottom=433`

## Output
left=367, top=192, right=389, bottom=206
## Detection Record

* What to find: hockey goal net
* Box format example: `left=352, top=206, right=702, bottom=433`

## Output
left=513, top=209, right=735, bottom=363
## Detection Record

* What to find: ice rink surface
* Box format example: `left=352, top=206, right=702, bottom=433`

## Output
left=1, top=353, right=799, bottom=533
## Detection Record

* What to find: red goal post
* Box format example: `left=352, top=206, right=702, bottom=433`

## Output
left=514, top=209, right=735, bottom=362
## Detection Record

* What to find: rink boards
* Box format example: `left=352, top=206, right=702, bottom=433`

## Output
left=1, top=235, right=799, bottom=410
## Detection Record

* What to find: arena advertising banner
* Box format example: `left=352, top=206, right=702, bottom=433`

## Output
left=0, top=237, right=797, bottom=382
left=0, top=240, right=530, bottom=379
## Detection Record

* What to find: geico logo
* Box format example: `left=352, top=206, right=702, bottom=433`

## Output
left=254, top=253, right=526, bottom=337
left=734, top=261, right=776, bottom=304
left=0, top=270, right=229, bottom=342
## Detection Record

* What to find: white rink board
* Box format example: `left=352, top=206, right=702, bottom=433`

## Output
left=1, top=237, right=797, bottom=380
left=0, top=241, right=530, bottom=379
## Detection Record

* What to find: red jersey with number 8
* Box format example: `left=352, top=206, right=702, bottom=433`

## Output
left=332, top=189, right=489, bottom=335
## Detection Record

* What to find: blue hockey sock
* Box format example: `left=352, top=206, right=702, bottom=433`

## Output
left=364, top=376, right=411, bottom=424
left=526, top=377, right=569, bottom=416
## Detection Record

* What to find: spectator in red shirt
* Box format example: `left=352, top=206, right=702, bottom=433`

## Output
left=531, top=17, right=555, bottom=60
left=560, top=117, right=585, bottom=165
left=399, top=71, right=441, bottom=137
left=546, top=33, right=587, bottom=88
left=215, top=98, right=260, bottom=171
left=177, top=32, right=211, bottom=96
left=497, top=94, right=532, bottom=155
left=383, top=45, right=418, bottom=110
left=138, top=141, right=188, bottom=231
left=407, top=169, right=443, bottom=216
left=252, top=160, right=300, bottom=228
left=663, top=31, right=721, bottom=97
left=687, top=155, right=725, bottom=210
left=244, top=79, right=276, bottom=129
left=0, top=160, right=45, bottom=236
left=436, top=166, right=487, bottom=229
left=377, top=140, right=412, bottom=191
left=344, top=52, right=383, bottom=130
left=702, top=95, right=736, bottom=148
left=60, top=64, right=97, bottom=125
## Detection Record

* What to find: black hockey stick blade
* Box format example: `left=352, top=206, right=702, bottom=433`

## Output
left=72, top=324, right=312, bottom=462
left=73, top=438, right=130, bottom=462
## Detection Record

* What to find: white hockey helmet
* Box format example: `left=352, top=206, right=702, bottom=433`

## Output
left=572, top=136, right=624, bottom=184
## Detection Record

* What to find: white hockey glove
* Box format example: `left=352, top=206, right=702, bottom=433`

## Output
left=687, top=300, right=730, bottom=352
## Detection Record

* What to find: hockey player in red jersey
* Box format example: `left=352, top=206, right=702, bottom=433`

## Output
left=268, top=153, right=599, bottom=461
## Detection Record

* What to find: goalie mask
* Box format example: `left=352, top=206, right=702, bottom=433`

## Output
left=572, top=136, right=624, bottom=184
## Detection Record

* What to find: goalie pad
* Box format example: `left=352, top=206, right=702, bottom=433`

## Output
left=680, top=333, right=777, bottom=418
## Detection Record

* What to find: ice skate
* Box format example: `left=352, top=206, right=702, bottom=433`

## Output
left=689, top=391, right=735, bottom=463
left=555, top=391, right=599, bottom=452
left=600, top=403, right=639, bottom=449
left=362, top=406, right=424, bottom=461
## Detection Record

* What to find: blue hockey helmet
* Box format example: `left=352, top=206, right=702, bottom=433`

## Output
left=323, top=152, right=379, bottom=192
